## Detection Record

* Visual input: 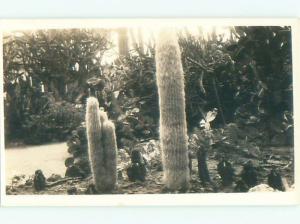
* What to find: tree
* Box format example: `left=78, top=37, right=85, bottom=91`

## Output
left=3, top=29, right=111, bottom=143
left=118, top=28, right=129, bottom=58
left=3, top=29, right=111, bottom=101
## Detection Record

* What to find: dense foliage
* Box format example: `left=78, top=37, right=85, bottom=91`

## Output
left=3, top=26, right=293, bottom=146
left=4, top=29, right=110, bottom=144
left=228, top=27, right=293, bottom=145
left=3, top=29, right=110, bottom=100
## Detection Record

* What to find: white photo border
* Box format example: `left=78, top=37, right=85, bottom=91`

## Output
left=0, top=18, right=299, bottom=206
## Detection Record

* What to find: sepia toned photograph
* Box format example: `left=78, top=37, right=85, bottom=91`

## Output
left=0, top=19, right=298, bottom=206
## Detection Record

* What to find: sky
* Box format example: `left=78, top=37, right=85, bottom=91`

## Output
left=101, top=26, right=231, bottom=65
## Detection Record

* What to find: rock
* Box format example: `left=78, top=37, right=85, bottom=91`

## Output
left=12, top=175, right=27, bottom=187
left=25, top=177, right=33, bottom=186
left=248, top=184, right=275, bottom=192
left=12, top=175, right=21, bottom=181
left=137, top=140, right=161, bottom=167
left=47, top=174, right=62, bottom=182
left=6, top=186, right=17, bottom=195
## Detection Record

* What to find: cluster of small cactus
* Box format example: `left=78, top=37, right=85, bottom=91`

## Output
left=126, top=149, right=147, bottom=182
left=155, top=28, right=190, bottom=190
left=86, top=97, right=118, bottom=192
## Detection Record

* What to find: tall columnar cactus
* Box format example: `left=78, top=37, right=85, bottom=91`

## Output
left=86, top=97, right=117, bottom=192
left=155, top=28, right=190, bottom=190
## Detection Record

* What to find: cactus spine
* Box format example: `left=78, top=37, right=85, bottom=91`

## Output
left=86, top=97, right=117, bottom=192
left=155, top=29, right=190, bottom=190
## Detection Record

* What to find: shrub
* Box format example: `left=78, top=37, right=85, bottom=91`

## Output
left=22, top=95, right=84, bottom=144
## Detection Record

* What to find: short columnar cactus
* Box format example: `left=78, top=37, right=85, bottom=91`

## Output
left=86, top=97, right=117, bottom=192
left=155, top=28, right=190, bottom=190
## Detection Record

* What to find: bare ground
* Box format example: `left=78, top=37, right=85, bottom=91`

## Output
left=6, top=145, right=294, bottom=195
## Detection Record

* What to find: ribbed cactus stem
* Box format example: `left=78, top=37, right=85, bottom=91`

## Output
left=86, top=97, right=117, bottom=192
left=155, top=28, right=190, bottom=190
left=86, top=97, right=104, bottom=191
left=102, top=120, right=118, bottom=188
left=99, top=110, right=108, bottom=124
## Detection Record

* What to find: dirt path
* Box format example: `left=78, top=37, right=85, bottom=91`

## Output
left=5, top=143, right=70, bottom=183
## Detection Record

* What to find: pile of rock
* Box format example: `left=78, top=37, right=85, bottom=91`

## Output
left=65, top=123, right=90, bottom=177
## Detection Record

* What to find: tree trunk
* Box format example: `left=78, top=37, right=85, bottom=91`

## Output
left=118, top=28, right=129, bottom=58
